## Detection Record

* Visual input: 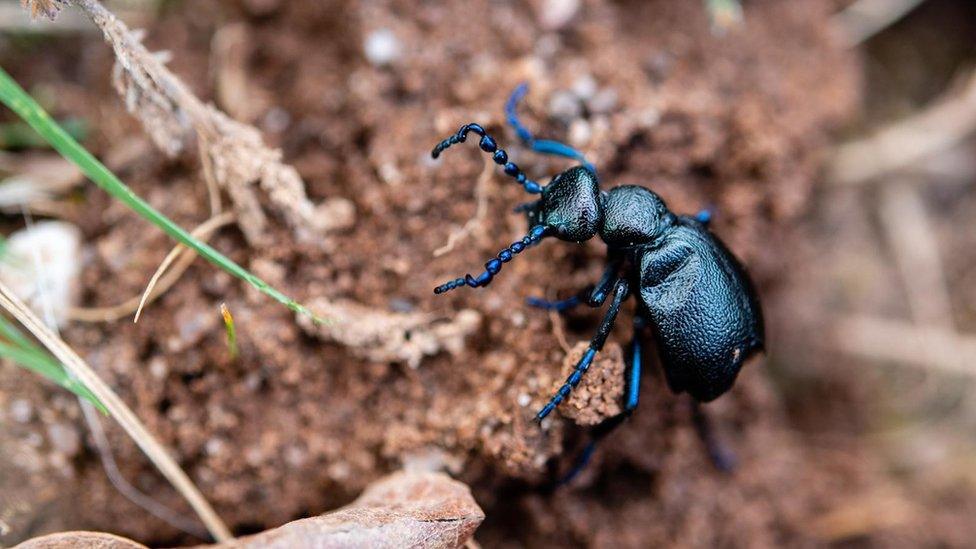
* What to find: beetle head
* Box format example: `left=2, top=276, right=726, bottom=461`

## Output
left=537, top=166, right=603, bottom=242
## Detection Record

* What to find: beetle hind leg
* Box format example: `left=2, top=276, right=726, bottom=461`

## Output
left=691, top=400, right=737, bottom=473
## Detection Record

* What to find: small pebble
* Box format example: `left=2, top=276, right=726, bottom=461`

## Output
left=9, top=399, right=33, bottom=423
left=549, top=90, right=582, bottom=122
left=517, top=393, right=531, bottom=407
left=571, top=74, right=597, bottom=101
left=205, top=438, right=225, bottom=457
left=0, top=221, right=82, bottom=329
left=262, top=107, right=291, bottom=133
left=363, top=29, right=400, bottom=66
left=511, top=310, right=526, bottom=327
left=47, top=422, right=81, bottom=457
left=284, top=445, right=307, bottom=467
left=589, top=88, right=618, bottom=114
left=148, top=357, right=168, bottom=380
left=538, top=0, right=581, bottom=30
left=568, top=119, right=591, bottom=147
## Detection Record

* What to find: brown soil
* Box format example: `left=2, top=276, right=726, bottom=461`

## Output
left=0, top=0, right=899, bottom=547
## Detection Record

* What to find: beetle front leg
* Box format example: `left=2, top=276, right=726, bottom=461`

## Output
left=551, top=315, right=647, bottom=485
left=536, top=278, right=630, bottom=421
left=526, top=254, right=622, bottom=312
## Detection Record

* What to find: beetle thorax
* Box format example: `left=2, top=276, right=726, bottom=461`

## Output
left=599, top=185, right=673, bottom=248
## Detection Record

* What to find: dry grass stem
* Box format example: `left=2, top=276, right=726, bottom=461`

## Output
left=878, top=181, right=954, bottom=329
left=433, top=158, right=493, bottom=258
left=134, top=212, right=235, bottom=323
left=832, top=315, right=976, bottom=375
left=69, top=212, right=235, bottom=323
left=828, top=69, right=976, bottom=186
left=64, top=0, right=334, bottom=245
left=0, top=280, right=231, bottom=541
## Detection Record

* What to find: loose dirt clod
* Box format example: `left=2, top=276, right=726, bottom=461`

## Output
left=556, top=341, right=624, bottom=426
left=300, top=298, right=481, bottom=368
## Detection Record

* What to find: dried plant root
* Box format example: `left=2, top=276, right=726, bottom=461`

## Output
left=64, top=0, right=336, bottom=245
left=299, top=297, right=481, bottom=368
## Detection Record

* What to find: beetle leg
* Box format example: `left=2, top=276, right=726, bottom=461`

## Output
left=691, top=400, right=737, bottom=473
left=552, top=316, right=647, bottom=486
left=526, top=293, right=585, bottom=312
left=505, top=82, right=597, bottom=174
left=536, top=279, right=630, bottom=421
left=623, top=316, right=646, bottom=412
left=527, top=255, right=622, bottom=312
left=694, top=208, right=714, bottom=226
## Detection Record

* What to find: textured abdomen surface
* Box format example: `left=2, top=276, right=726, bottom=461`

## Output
left=637, top=220, right=764, bottom=401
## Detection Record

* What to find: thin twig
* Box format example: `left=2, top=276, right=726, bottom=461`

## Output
left=134, top=212, right=234, bottom=323
left=548, top=309, right=571, bottom=354
left=878, top=181, right=954, bottom=329
left=832, top=0, right=928, bottom=48
left=0, top=280, right=231, bottom=541
left=832, top=315, right=976, bottom=375
left=69, top=212, right=235, bottom=323
left=827, top=69, right=976, bottom=186
left=80, top=401, right=210, bottom=539
left=433, top=158, right=493, bottom=258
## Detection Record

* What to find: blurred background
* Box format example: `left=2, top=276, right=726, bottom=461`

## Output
left=2, top=0, right=976, bottom=547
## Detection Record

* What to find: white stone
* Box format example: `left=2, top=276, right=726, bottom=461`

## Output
left=363, top=29, right=400, bottom=66
left=538, top=0, right=581, bottom=30
left=571, top=74, right=598, bottom=101
left=549, top=90, right=581, bottom=122
left=9, top=399, right=32, bottom=423
left=0, top=221, right=82, bottom=329
left=47, top=422, right=81, bottom=457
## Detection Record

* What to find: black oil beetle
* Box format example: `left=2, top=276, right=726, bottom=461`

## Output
left=431, top=84, right=764, bottom=471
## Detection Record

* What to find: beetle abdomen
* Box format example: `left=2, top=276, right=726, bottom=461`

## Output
left=637, top=219, right=764, bottom=401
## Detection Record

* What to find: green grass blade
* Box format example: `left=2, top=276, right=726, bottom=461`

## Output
left=0, top=66, right=324, bottom=324
left=0, top=117, right=87, bottom=149
left=0, top=317, right=107, bottom=413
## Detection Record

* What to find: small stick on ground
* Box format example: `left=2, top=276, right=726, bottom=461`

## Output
left=69, top=212, right=235, bottom=323
left=433, top=158, right=493, bottom=258
left=878, top=180, right=954, bottom=329
left=548, top=308, right=571, bottom=354
left=134, top=212, right=235, bottom=323
left=828, top=69, right=976, bottom=186
left=832, top=315, right=976, bottom=375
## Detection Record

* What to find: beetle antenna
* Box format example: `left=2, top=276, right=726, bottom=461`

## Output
left=434, top=225, right=551, bottom=294
left=431, top=123, right=544, bottom=194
